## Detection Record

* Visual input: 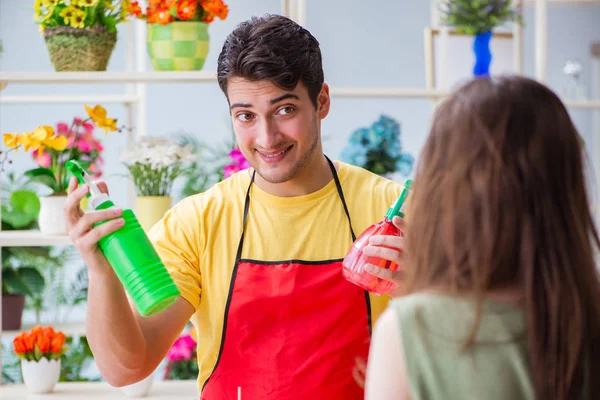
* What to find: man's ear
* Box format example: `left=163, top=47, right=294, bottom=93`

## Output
left=316, top=83, right=331, bottom=119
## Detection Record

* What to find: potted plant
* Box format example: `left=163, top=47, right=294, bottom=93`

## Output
left=130, top=0, right=229, bottom=71
left=121, top=136, right=193, bottom=231
left=1, top=186, right=45, bottom=330
left=34, top=0, right=132, bottom=71
left=439, top=0, right=522, bottom=77
left=2, top=104, right=118, bottom=234
left=163, top=330, right=198, bottom=380
left=340, top=115, right=414, bottom=179
left=13, top=325, right=68, bottom=393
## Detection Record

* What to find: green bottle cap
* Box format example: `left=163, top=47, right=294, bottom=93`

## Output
left=385, top=179, right=413, bottom=220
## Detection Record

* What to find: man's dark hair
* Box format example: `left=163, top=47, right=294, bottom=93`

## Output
left=217, top=14, right=324, bottom=108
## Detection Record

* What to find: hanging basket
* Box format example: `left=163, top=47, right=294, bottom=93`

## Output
left=43, top=26, right=117, bottom=72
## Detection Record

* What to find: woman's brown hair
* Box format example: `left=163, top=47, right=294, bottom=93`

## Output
left=405, top=76, right=600, bottom=399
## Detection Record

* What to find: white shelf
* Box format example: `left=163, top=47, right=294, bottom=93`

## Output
left=2, top=322, right=86, bottom=339
left=329, top=87, right=448, bottom=99
left=0, top=71, right=217, bottom=84
left=0, top=380, right=199, bottom=399
left=525, top=0, right=600, bottom=4
left=0, top=94, right=139, bottom=104
left=0, top=231, right=72, bottom=247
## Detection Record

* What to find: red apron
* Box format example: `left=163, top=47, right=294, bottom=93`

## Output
left=201, top=157, right=372, bottom=399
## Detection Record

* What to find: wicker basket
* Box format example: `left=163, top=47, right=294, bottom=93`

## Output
left=44, top=26, right=117, bottom=72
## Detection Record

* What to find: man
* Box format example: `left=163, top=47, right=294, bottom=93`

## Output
left=64, top=14, right=404, bottom=399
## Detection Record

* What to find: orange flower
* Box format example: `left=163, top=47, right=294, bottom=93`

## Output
left=23, top=332, right=36, bottom=353
left=177, top=0, right=196, bottom=20
left=50, top=332, right=66, bottom=353
left=37, top=333, right=51, bottom=353
left=129, top=0, right=142, bottom=17
left=155, top=8, right=173, bottom=24
left=42, top=326, right=55, bottom=339
left=13, top=334, right=26, bottom=354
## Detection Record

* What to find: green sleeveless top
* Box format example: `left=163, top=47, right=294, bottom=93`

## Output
left=391, top=292, right=533, bottom=400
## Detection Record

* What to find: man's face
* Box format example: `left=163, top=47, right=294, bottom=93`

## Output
left=227, top=78, right=330, bottom=184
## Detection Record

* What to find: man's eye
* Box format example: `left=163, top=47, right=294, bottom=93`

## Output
left=236, top=113, right=254, bottom=122
left=277, top=106, right=295, bottom=116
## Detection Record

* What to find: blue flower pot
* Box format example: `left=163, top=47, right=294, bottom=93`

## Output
left=473, top=31, right=493, bottom=77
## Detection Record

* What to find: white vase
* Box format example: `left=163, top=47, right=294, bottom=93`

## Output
left=21, top=358, right=61, bottom=394
left=38, top=195, right=68, bottom=235
left=120, top=373, right=154, bottom=397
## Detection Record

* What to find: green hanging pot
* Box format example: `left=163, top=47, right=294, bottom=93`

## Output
left=147, top=21, right=209, bottom=71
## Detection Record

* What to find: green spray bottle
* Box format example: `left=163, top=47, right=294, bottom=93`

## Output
left=66, top=160, right=180, bottom=317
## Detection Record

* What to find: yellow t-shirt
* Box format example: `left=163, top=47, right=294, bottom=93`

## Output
left=148, top=161, right=402, bottom=394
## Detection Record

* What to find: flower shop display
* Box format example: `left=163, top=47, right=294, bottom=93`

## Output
left=164, top=330, right=198, bottom=380
left=2, top=104, right=118, bottom=234
left=130, top=0, right=229, bottom=71
left=340, top=115, right=414, bottom=179
left=34, top=0, right=132, bottom=71
left=13, top=325, right=68, bottom=393
left=439, top=0, right=522, bottom=77
left=121, top=136, right=194, bottom=231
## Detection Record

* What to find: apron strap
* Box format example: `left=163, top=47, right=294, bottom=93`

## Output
left=324, top=155, right=356, bottom=242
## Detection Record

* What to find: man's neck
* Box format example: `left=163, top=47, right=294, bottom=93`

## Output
left=252, top=153, right=335, bottom=197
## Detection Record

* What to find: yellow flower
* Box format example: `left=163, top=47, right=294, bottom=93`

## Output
left=60, top=5, right=78, bottom=23
left=80, top=0, right=99, bottom=6
left=45, top=135, right=69, bottom=151
left=98, top=117, right=118, bottom=134
left=121, top=0, right=131, bottom=19
left=104, top=0, right=116, bottom=10
left=17, top=133, right=39, bottom=152
left=42, top=0, right=60, bottom=6
left=34, top=0, right=42, bottom=20
left=85, top=104, right=108, bottom=124
left=32, top=125, right=52, bottom=141
left=3, top=133, right=20, bottom=149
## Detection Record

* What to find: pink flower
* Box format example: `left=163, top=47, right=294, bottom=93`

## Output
left=76, top=140, right=92, bottom=152
left=224, top=164, right=240, bottom=178
left=82, top=122, right=94, bottom=134
left=74, top=117, right=83, bottom=126
left=166, top=334, right=196, bottom=362
left=229, top=148, right=246, bottom=164
left=56, top=122, right=69, bottom=135
left=34, top=151, right=52, bottom=168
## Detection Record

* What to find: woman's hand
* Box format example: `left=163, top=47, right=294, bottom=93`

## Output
left=361, top=216, right=405, bottom=297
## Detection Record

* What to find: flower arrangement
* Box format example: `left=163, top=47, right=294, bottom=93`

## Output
left=164, top=332, right=198, bottom=380
left=121, top=137, right=194, bottom=196
left=223, top=148, right=250, bottom=178
left=2, top=105, right=118, bottom=195
left=34, top=0, right=132, bottom=33
left=340, top=115, right=414, bottom=177
left=130, top=0, right=229, bottom=24
left=439, top=0, right=522, bottom=35
left=13, top=325, right=68, bottom=362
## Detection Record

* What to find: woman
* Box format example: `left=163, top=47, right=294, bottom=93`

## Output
left=364, top=76, right=600, bottom=400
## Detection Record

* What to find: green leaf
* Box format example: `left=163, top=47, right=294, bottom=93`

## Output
left=34, top=343, right=43, bottom=362
left=18, top=267, right=46, bottom=294
left=25, top=168, right=59, bottom=192
left=103, top=15, right=117, bottom=33
left=1, top=190, right=41, bottom=229
left=2, top=268, right=33, bottom=296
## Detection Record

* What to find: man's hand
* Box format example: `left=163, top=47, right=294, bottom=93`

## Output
left=362, top=216, right=405, bottom=297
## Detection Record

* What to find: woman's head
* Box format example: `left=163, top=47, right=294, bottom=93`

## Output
left=405, top=75, right=600, bottom=399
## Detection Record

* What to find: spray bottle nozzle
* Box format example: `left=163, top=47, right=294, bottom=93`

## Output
left=385, top=179, right=413, bottom=220
left=65, top=160, right=113, bottom=209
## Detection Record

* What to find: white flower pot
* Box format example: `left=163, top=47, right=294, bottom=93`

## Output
left=21, top=358, right=61, bottom=394
left=120, top=373, right=154, bottom=397
left=38, top=195, right=68, bottom=235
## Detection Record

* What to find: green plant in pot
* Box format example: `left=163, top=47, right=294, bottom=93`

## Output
left=1, top=187, right=45, bottom=330
left=34, top=0, right=132, bottom=71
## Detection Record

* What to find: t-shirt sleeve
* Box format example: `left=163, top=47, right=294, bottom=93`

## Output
left=147, top=199, right=202, bottom=311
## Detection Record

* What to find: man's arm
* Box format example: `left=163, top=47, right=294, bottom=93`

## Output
left=86, top=260, right=194, bottom=386
left=64, top=178, right=195, bottom=386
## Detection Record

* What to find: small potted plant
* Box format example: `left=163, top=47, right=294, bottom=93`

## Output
left=130, top=0, right=229, bottom=71
left=2, top=104, right=118, bottom=234
left=439, top=0, right=522, bottom=76
left=34, top=0, right=132, bottom=71
left=340, top=114, right=414, bottom=179
left=164, top=330, right=198, bottom=380
left=13, top=325, right=68, bottom=393
left=121, top=136, right=194, bottom=231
